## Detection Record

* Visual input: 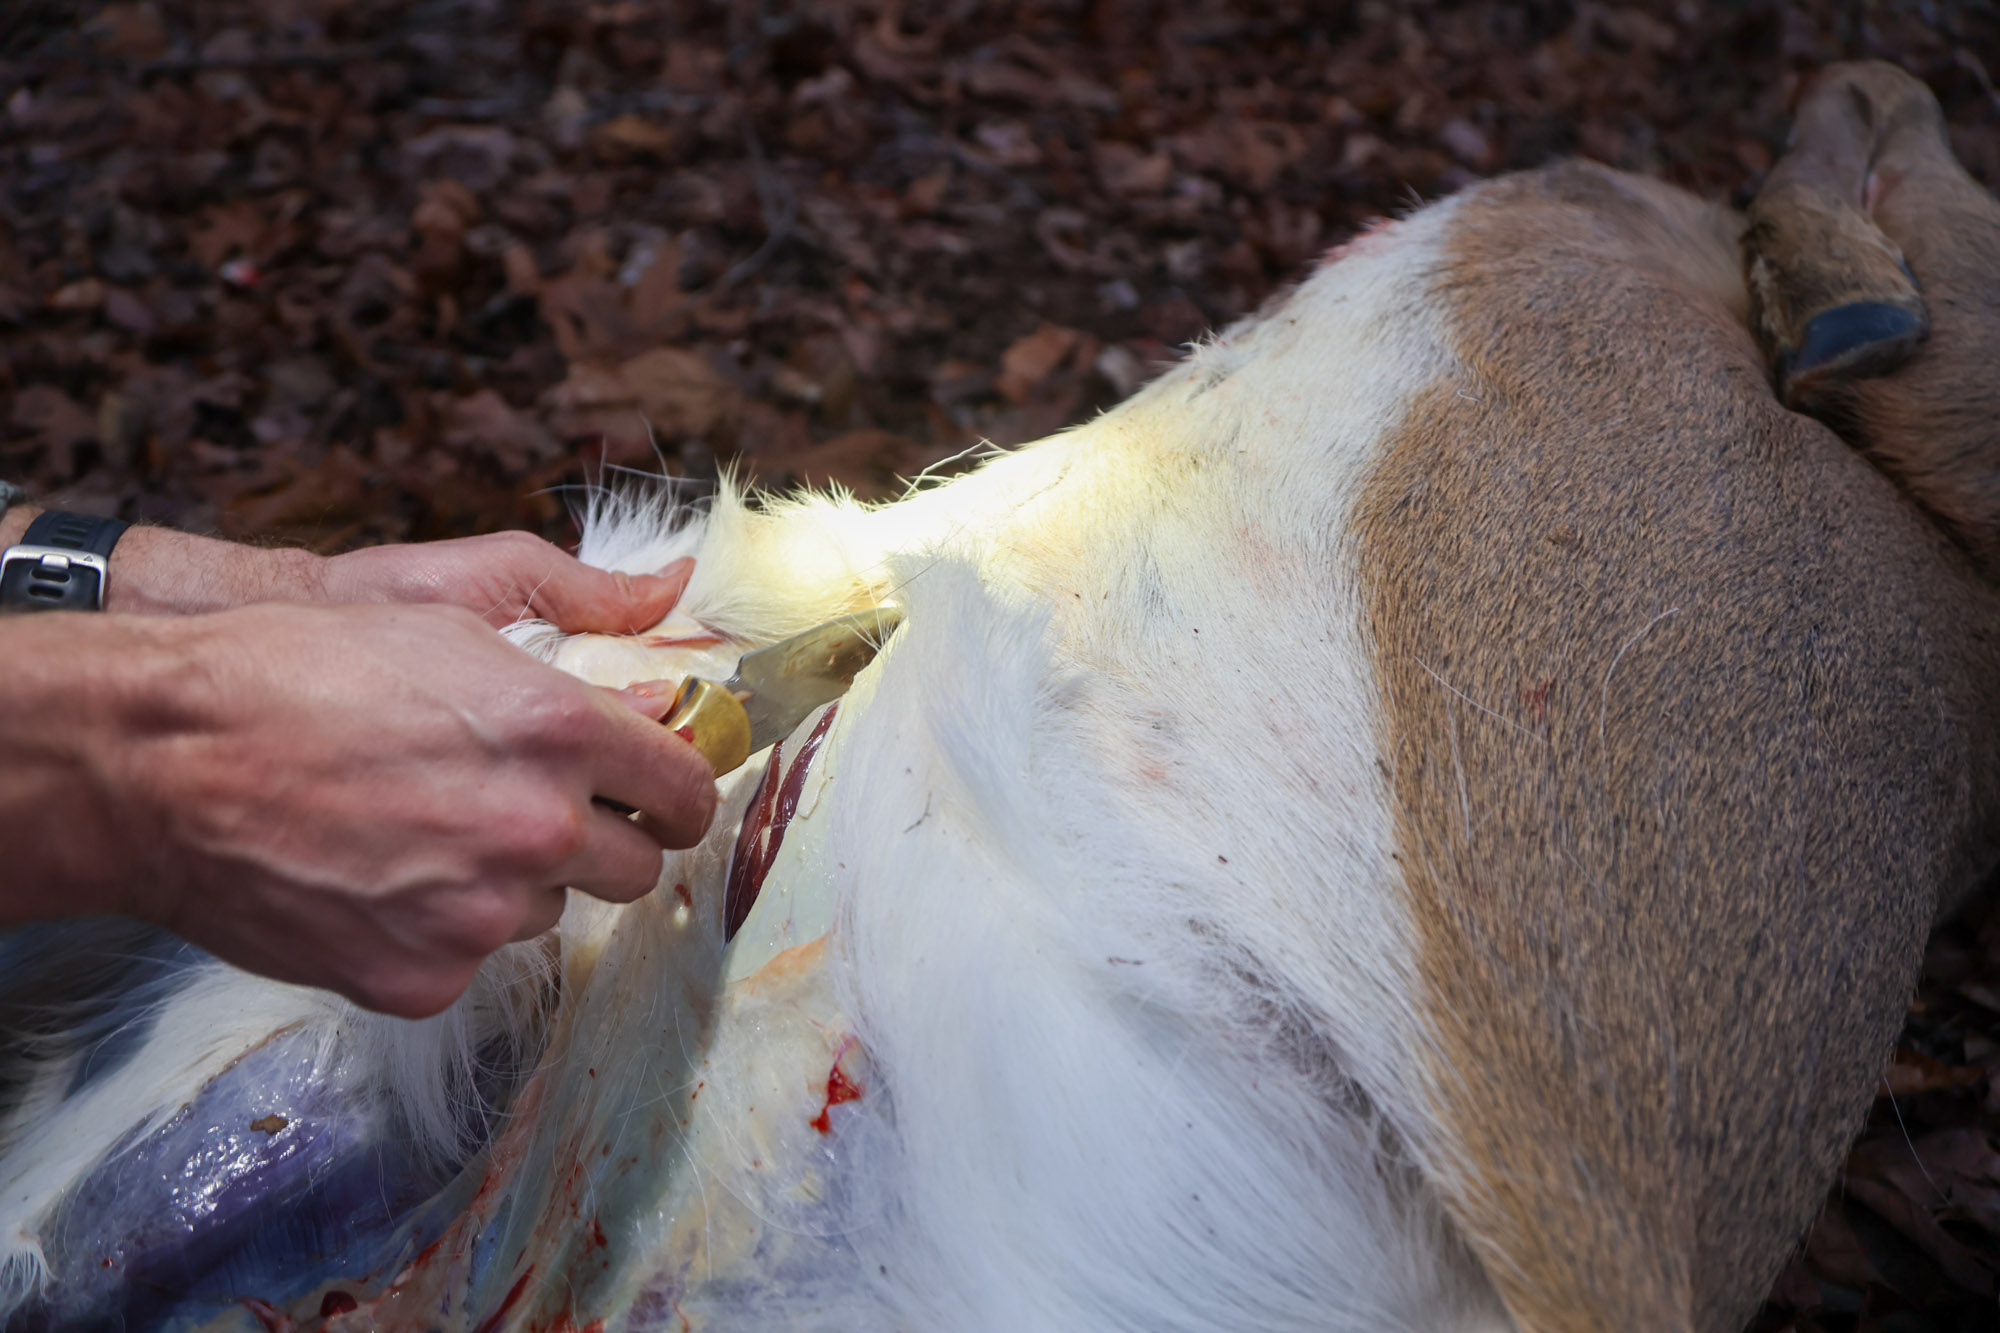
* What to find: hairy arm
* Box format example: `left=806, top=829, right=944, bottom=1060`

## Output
left=0, top=503, right=692, bottom=630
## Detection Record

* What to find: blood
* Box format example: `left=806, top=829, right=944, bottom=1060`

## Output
left=722, top=704, right=837, bottom=939
left=471, top=1268, right=534, bottom=1333
left=319, top=1290, right=358, bottom=1317
left=809, top=1044, right=865, bottom=1135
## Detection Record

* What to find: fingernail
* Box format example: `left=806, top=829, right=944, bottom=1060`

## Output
left=611, top=680, right=680, bottom=720
left=622, top=558, right=692, bottom=614
left=640, top=557, right=695, bottom=595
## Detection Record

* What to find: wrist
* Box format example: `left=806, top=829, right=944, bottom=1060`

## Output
left=0, top=502, right=38, bottom=550
left=316, top=546, right=427, bottom=608
left=3, top=504, right=330, bottom=615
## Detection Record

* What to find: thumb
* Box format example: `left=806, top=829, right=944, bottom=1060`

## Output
left=531, top=556, right=695, bottom=634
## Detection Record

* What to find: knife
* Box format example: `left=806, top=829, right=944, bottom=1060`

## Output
left=601, top=607, right=902, bottom=808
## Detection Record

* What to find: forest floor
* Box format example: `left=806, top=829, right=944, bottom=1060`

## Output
left=5, top=2, right=2000, bottom=1327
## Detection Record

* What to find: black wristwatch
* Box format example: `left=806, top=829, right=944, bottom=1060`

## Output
left=0, top=510, right=131, bottom=614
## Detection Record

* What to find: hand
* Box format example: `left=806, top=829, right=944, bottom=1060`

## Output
left=0, top=603, right=718, bottom=1017
left=319, top=532, right=694, bottom=633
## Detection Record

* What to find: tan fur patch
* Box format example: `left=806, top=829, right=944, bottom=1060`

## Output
left=1354, top=161, right=2000, bottom=1330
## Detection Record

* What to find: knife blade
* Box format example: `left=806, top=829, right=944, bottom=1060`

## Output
left=725, top=605, right=904, bottom=755
left=605, top=607, right=902, bottom=806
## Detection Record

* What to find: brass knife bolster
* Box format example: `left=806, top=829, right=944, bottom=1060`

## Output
left=661, top=676, right=753, bottom=777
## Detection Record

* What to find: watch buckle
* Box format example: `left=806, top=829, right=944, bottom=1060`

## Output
left=0, top=544, right=111, bottom=612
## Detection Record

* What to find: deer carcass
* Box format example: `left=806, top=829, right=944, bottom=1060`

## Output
left=2, top=61, right=1996, bottom=1333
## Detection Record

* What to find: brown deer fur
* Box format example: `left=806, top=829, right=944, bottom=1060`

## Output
left=1353, top=67, right=2000, bottom=1331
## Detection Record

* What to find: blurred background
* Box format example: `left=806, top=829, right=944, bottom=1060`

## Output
left=3, top=2, right=1999, bottom=1327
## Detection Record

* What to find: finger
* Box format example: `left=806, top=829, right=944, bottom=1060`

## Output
left=591, top=685, right=681, bottom=814
left=509, top=886, right=571, bottom=942
left=525, top=554, right=695, bottom=634
left=579, top=693, right=720, bottom=848
left=555, top=804, right=673, bottom=903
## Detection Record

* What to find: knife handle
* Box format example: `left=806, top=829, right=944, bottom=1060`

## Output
left=662, top=676, right=753, bottom=777
left=595, top=677, right=754, bottom=818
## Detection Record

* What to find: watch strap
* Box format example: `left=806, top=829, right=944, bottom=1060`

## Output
left=0, top=510, right=130, bottom=613
left=23, top=510, right=129, bottom=558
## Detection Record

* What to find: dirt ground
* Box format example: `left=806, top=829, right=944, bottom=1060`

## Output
left=4, top=2, right=2000, bottom=1327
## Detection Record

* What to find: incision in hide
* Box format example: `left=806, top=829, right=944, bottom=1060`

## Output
left=724, top=704, right=839, bottom=939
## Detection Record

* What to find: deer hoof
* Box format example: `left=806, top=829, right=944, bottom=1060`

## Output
left=1777, top=296, right=1929, bottom=408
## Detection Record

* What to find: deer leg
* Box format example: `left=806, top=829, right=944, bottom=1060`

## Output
left=1746, top=61, right=2000, bottom=572
left=1743, top=66, right=1931, bottom=408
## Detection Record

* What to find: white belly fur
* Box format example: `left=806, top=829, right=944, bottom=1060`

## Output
left=489, top=192, right=1512, bottom=1331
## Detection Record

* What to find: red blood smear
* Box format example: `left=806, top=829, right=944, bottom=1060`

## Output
left=722, top=704, right=837, bottom=939
left=809, top=1059, right=864, bottom=1135
left=319, top=1290, right=359, bottom=1317
left=591, top=1217, right=608, bottom=1248
left=471, top=1268, right=534, bottom=1333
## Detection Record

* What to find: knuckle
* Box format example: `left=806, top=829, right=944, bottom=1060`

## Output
left=385, top=882, right=521, bottom=961
left=511, top=682, right=598, bottom=746
left=508, top=798, right=591, bottom=867
left=642, top=752, right=720, bottom=850
left=495, top=531, right=562, bottom=580
left=492, top=529, right=551, bottom=559
left=689, top=769, right=720, bottom=826
left=442, top=903, right=519, bottom=957
left=583, top=855, right=657, bottom=904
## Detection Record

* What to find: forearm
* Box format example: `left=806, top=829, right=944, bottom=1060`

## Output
left=2, top=502, right=326, bottom=615
left=103, top=526, right=325, bottom=614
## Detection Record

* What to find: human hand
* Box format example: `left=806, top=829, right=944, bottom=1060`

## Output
left=318, top=532, right=694, bottom=633
left=5, top=602, right=717, bottom=1017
